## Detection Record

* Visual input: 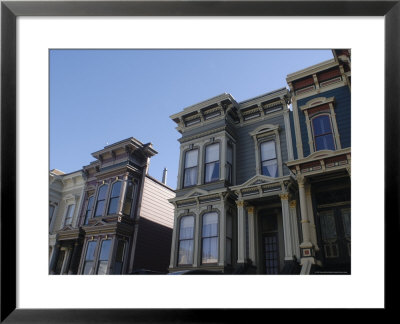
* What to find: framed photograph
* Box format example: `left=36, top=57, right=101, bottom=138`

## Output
left=1, top=0, right=398, bottom=322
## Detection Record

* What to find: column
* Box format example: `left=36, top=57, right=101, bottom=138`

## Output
left=193, top=208, right=200, bottom=267
left=289, top=200, right=301, bottom=260
left=169, top=209, right=179, bottom=269
left=49, top=242, right=61, bottom=274
left=247, top=206, right=256, bottom=266
left=280, top=193, right=294, bottom=260
left=305, top=184, right=319, bottom=251
left=236, top=200, right=247, bottom=264
left=218, top=199, right=226, bottom=267
left=297, top=175, right=312, bottom=248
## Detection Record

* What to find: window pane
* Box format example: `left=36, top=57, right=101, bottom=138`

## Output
left=185, top=150, right=198, bottom=168
left=179, top=216, right=194, bottom=240
left=178, top=240, right=194, bottom=265
left=320, top=211, right=337, bottom=240
left=49, top=205, right=55, bottom=221
left=341, top=209, right=351, bottom=237
left=260, top=141, right=276, bottom=161
left=99, top=240, right=111, bottom=260
left=183, top=167, right=197, bottom=187
left=83, top=261, right=94, bottom=275
left=205, top=161, right=220, bottom=182
left=97, top=261, right=108, bottom=275
left=202, top=237, right=218, bottom=263
left=313, top=115, right=332, bottom=136
left=202, top=212, right=218, bottom=237
left=262, top=159, right=278, bottom=177
left=205, top=143, right=219, bottom=163
left=94, top=200, right=105, bottom=217
left=111, top=181, right=122, bottom=198
left=108, top=197, right=119, bottom=214
left=315, top=134, right=335, bottom=151
left=97, top=185, right=108, bottom=200
left=65, top=204, right=75, bottom=225
left=85, top=241, right=97, bottom=261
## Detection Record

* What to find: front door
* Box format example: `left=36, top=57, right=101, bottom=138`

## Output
left=317, top=206, right=351, bottom=271
left=263, top=233, right=279, bottom=274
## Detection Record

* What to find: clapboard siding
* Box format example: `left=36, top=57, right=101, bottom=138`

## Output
left=236, top=114, right=289, bottom=185
left=297, top=86, right=351, bottom=157
left=140, top=176, right=175, bottom=228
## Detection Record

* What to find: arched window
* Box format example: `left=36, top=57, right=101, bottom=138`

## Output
left=312, top=115, right=335, bottom=151
left=201, top=212, right=219, bottom=264
left=94, top=184, right=108, bottom=217
left=84, top=196, right=94, bottom=225
left=108, top=181, right=122, bottom=215
left=177, top=215, right=195, bottom=265
left=96, top=239, right=112, bottom=275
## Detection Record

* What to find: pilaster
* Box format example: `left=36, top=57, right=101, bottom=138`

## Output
left=236, top=200, right=248, bottom=264
left=280, top=193, right=294, bottom=260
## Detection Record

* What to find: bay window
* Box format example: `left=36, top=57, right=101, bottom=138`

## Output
left=204, top=143, right=220, bottom=183
left=96, top=239, right=111, bottom=275
left=183, top=149, right=198, bottom=187
left=177, top=216, right=195, bottom=265
left=108, top=181, right=122, bottom=215
left=201, top=212, right=218, bottom=264
left=83, top=241, right=97, bottom=275
left=94, top=184, right=108, bottom=217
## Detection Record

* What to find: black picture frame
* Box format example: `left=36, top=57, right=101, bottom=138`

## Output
left=1, top=0, right=398, bottom=322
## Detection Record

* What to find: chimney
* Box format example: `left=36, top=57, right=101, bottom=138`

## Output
left=162, top=167, right=167, bottom=185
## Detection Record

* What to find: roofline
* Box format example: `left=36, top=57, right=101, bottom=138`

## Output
left=286, top=58, right=337, bottom=82
left=238, top=87, right=289, bottom=106
left=170, top=93, right=237, bottom=120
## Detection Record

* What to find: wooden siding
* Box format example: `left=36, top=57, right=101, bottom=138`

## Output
left=236, top=114, right=290, bottom=185
left=297, top=86, right=351, bottom=157
left=132, top=176, right=175, bottom=272
left=140, top=176, right=175, bottom=229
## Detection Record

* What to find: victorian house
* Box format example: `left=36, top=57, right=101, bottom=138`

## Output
left=168, top=49, right=351, bottom=275
left=49, top=137, right=175, bottom=275
left=49, top=169, right=85, bottom=274
left=286, top=49, right=351, bottom=274
left=168, top=88, right=300, bottom=274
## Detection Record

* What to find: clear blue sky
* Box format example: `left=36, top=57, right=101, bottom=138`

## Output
left=50, top=49, right=333, bottom=189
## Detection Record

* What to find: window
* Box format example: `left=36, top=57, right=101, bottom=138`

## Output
left=114, top=240, right=126, bottom=274
left=108, top=181, right=122, bottom=215
left=183, top=149, right=198, bottom=187
left=312, top=115, right=335, bottom=151
left=226, top=214, right=233, bottom=265
left=94, top=184, right=108, bottom=217
left=49, top=205, right=55, bottom=223
left=96, top=239, right=111, bottom=275
left=64, top=204, right=75, bottom=226
left=83, top=241, right=97, bottom=275
left=122, top=180, right=136, bottom=216
left=260, top=141, right=278, bottom=177
left=204, top=143, right=220, bottom=183
left=201, top=212, right=218, bottom=264
left=84, top=196, right=94, bottom=225
left=177, top=216, right=194, bottom=265
left=226, top=144, right=233, bottom=184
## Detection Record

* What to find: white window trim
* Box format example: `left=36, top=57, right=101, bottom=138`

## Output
left=300, top=97, right=341, bottom=154
left=249, top=124, right=283, bottom=178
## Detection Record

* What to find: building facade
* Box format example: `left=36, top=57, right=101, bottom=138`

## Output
left=168, top=88, right=301, bottom=274
left=286, top=49, right=351, bottom=274
left=168, top=49, right=351, bottom=274
left=49, top=169, right=85, bottom=274
left=49, top=137, right=175, bottom=275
